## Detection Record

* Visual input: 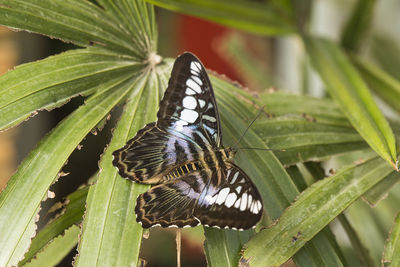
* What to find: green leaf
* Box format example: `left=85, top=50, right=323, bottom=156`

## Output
left=145, top=0, right=296, bottom=36
left=241, top=156, right=397, bottom=266
left=206, top=76, right=346, bottom=266
left=0, top=79, right=134, bottom=267
left=204, top=228, right=253, bottom=267
left=353, top=56, right=400, bottom=115
left=383, top=213, right=400, bottom=266
left=340, top=0, right=376, bottom=52
left=336, top=214, right=375, bottom=267
left=254, top=115, right=367, bottom=166
left=0, top=48, right=142, bottom=130
left=363, top=171, right=400, bottom=206
left=0, top=0, right=140, bottom=56
left=257, top=92, right=369, bottom=165
left=96, top=0, right=158, bottom=53
left=76, top=64, right=170, bottom=266
left=306, top=37, right=398, bottom=169
left=22, top=225, right=80, bottom=267
left=19, top=187, right=87, bottom=266
left=260, top=92, right=350, bottom=127
left=345, top=196, right=397, bottom=264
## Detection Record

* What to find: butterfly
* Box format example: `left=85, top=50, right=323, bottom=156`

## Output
left=112, top=52, right=263, bottom=230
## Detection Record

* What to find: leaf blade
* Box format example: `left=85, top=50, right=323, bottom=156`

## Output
left=383, top=212, right=400, bottom=266
left=22, top=225, right=80, bottom=267
left=242, top=157, right=397, bottom=266
left=145, top=0, right=296, bottom=36
left=0, top=78, right=134, bottom=266
left=0, top=48, right=142, bottom=131
left=19, top=187, right=88, bottom=266
left=353, top=55, right=400, bottom=115
left=0, top=0, right=140, bottom=56
left=306, top=37, right=398, bottom=169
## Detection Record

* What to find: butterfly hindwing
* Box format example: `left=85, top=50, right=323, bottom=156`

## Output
left=135, top=169, right=209, bottom=228
left=194, top=163, right=263, bottom=230
left=135, top=163, right=263, bottom=230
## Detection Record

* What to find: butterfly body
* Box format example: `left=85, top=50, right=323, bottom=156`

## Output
left=113, top=52, right=263, bottom=230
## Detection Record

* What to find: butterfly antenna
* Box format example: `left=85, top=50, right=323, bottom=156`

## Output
left=238, top=147, right=286, bottom=152
left=232, top=107, right=265, bottom=150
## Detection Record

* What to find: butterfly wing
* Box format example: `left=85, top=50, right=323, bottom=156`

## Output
left=112, top=122, right=171, bottom=184
left=135, top=169, right=209, bottom=228
left=113, top=53, right=222, bottom=183
left=194, top=163, right=263, bottom=230
left=157, top=52, right=222, bottom=146
left=135, top=163, right=263, bottom=230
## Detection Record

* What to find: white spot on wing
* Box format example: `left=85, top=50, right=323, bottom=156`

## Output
left=216, top=187, right=230, bottom=205
left=198, top=99, right=206, bottom=108
left=247, top=195, right=253, bottom=209
left=203, top=115, right=216, bottom=122
left=186, top=79, right=202, bottom=93
left=190, top=61, right=201, bottom=73
left=235, top=186, right=242, bottom=193
left=257, top=200, right=262, bottom=211
left=234, top=199, right=241, bottom=208
left=180, top=109, right=198, bottom=123
left=225, top=193, right=237, bottom=208
left=203, top=124, right=216, bottom=136
left=182, top=96, right=197, bottom=109
left=194, top=61, right=201, bottom=68
left=252, top=203, right=259, bottom=214
left=191, top=75, right=203, bottom=85
left=185, top=88, right=196, bottom=95
left=240, top=193, right=248, bottom=211
left=231, top=172, right=240, bottom=184
left=250, top=201, right=255, bottom=214
left=175, top=120, right=188, bottom=131
left=204, top=194, right=217, bottom=205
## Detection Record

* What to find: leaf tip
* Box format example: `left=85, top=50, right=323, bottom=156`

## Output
left=393, top=160, right=399, bottom=172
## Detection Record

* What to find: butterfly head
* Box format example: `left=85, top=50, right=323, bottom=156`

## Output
left=223, top=147, right=237, bottom=160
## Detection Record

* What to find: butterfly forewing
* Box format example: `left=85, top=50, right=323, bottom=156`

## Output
left=157, top=53, right=222, bottom=146
left=113, top=52, right=264, bottom=230
left=113, top=122, right=189, bottom=184
left=113, top=53, right=221, bottom=183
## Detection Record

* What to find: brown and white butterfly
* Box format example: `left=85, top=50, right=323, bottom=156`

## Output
left=112, top=53, right=263, bottom=230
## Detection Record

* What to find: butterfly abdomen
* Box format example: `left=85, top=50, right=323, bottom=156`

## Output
left=163, top=162, right=201, bottom=181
